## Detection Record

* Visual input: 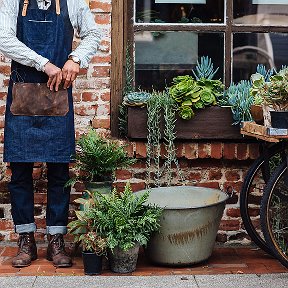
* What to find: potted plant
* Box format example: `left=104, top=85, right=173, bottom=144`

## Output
left=88, top=183, right=163, bottom=273
left=68, top=205, right=107, bottom=275
left=251, top=68, right=288, bottom=128
left=68, top=129, right=136, bottom=194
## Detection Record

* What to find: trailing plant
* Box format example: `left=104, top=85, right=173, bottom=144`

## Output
left=146, top=91, right=183, bottom=186
left=251, top=69, right=288, bottom=111
left=67, top=129, right=136, bottom=186
left=119, top=44, right=134, bottom=137
left=224, top=80, right=253, bottom=125
left=169, top=75, right=224, bottom=120
left=88, top=183, right=163, bottom=251
left=192, top=56, right=219, bottom=80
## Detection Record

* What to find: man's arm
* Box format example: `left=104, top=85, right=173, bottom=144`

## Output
left=0, top=0, right=50, bottom=72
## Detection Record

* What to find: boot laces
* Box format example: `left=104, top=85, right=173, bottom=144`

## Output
left=17, top=233, right=33, bottom=255
left=50, top=234, right=67, bottom=256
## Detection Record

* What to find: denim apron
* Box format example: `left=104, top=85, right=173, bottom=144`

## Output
left=4, top=0, right=75, bottom=163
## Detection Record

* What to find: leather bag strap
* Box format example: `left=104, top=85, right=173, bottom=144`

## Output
left=22, top=0, right=29, bottom=17
left=56, top=0, right=61, bottom=15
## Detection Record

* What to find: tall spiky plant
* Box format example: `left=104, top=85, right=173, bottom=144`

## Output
left=192, top=56, right=219, bottom=80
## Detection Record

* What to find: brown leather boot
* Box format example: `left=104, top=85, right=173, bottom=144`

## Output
left=46, top=234, right=72, bottom=267
left=12, top=232, right=37, bottom=267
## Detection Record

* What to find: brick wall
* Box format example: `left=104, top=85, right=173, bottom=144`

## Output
left=0, top=0, right=261, bottom=246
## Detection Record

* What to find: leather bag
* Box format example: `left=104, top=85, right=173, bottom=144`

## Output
left=11, top=82, right=69, bottom=116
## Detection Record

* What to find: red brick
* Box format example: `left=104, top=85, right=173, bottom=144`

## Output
left=34, top=193, right=47, bottom=204
left=175, top=143, right=184, bottom=158
left=0, top=92, right=7, bottom=100
left=198, top=143, right=211, bottom=158
left=225, top=170, right=241, bottom=181
left=91, top=54, right=111, bottom=64
left=82, top=92, right=98, bottom=102
left=73, top=92, right=81, bottom=102
left=223, top=143, right=237, bottom=160
left=216, top=233, right=228, bottom=243
left=208, top=169, right=222, bottom=180
left=248, top=143, right=260, bottom=160
left=187, top=171, right=202, bottom=182
left=91, top=118, right=110, bottom=129
left=0, top=65, right=11, bottom=76
left=226, top=208, right=241, bottom=218
left=74, top=104, right=97, bottom=116
left=184, top=143, right=198, bottom=159
left=196, top=182, right=220, bottom=189
left=135, top=142, right=147, bottom=158
left=92, top=66, right=110, bottom=77
left=115, top=169, right=132, bottom=180
left=95, top=14, right=111, bottom=25
left=123, top=142, right=134, bottom=157
left=211, top=142, right=223, bottom=159
left=0, top=220, right=14, bottom=230
left=100, top=91, right=111, bottom=102
left=236, top=143, right=248, bottom=160
left=219, top=220, right=240, bottom=231
left=89, top=1, right=112, bottom=12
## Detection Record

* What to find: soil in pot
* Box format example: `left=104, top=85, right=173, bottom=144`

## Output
left=270, top=111, right=288, bottom=129
left=108, top=244, right=140, bottom=273
left=82, top=251, right=102, bottom=275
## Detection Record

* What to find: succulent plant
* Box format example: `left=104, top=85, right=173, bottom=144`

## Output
left=251, top=69, right=288, bottom=111
left=123, top=91, right=152, bottom=107
left=192, top=56, right=219, bottom=81
left=224, top=80, right=253, bottom=125
left=256, top=64, right=274, bottom=82
left=169, top=75, right=223, bottom=120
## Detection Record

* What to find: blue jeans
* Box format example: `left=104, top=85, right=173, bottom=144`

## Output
left=9, top=162, right=71, bottom=235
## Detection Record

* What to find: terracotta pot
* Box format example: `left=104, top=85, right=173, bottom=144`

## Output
left=250, top=104, right=264, bottom=125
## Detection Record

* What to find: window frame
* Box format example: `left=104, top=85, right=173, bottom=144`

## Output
left=111, top=0, right=288, bottom=137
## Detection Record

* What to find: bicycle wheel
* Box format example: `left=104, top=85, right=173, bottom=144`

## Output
left=260, top=161, right=288, bottom=268
left=240, top=142, right=285, bottom=254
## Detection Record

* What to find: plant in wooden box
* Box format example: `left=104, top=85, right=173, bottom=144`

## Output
left=89, top=183, right=162, bottom=273
left=251, top=67, right=288, bottom=128
left=68, top=204, right=107, bottom=275
left=67, top=129, right=136, bottom=194
left=169, top=56, right=224, bottom=120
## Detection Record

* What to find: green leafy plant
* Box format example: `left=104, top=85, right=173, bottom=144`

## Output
left=68, top=206, right=107, bottom=255
left=169, top=75, right=223, bottom=120
left=88, top=183, right=163, bottom=251
left=251, top=69, right=288, bottom=111
left=67, top=130, right=136, bottom=186
left=224, top=80, right=253, bottom=125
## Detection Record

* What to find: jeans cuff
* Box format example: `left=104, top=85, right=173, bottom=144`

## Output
left=15, top=223, right=36, bottom=234
left=46, top=226, right=67, bottom=235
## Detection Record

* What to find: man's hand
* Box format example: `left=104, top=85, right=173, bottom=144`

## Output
left=62, top=60, right=80, bottom=89
left=44, top=62, right=63, bottom=92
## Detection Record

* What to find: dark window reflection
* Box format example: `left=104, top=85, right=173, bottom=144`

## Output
left=233, top=33, right=288, bottom=82
left=234, top=0, right=288, bottom=25
left=136, top=0, right=224, bottom=24
left=135, top=32, right=224, bottom=91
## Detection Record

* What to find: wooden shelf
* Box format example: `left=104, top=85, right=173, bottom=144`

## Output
left=240, top=122, right=288, bottom=143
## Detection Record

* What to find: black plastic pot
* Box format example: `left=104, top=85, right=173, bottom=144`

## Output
left=82, top=251, right=102, bottom=275
left=270, top=111, right=288, bottom=128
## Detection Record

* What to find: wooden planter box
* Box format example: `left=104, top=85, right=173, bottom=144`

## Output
left=127, top=106, right=242, bottom=140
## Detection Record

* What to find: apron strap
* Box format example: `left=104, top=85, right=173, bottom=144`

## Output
left=22, top=0, right=61, bottom=17
left=22, top=0, right=29, bottom=17
left=56, top=0, right=61, bottom=15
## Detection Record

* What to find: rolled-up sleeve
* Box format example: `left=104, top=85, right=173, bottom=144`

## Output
left=68, top=0, right=103, bottom=68
left=0, top=0, right=49, bottom=71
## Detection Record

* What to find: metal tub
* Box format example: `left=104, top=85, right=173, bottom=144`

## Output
left=136, top=186, right=229, bottom=266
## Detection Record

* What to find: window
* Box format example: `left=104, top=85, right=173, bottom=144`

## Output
left=111, top=0, right=288, bottom=135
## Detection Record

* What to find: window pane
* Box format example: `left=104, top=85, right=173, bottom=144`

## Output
left=135, top=31, right=224, bottom=90
left=135, top=0, right=224, bottom=24
left=233, top=33, right=288, bottom=82
left=234, top=0, right=288, bottom=25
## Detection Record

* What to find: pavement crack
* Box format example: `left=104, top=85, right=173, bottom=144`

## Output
left=193, top=275, right=200, bottom=288
left=31, top=276, right=37, bottom=287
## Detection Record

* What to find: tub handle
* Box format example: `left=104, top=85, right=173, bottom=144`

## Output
left=225, top=186, right=235, bottom=198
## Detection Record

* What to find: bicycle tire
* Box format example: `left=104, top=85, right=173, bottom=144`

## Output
left=240, top=142, right=285, bottom=254
left=260, top=161, right=288, bottom=268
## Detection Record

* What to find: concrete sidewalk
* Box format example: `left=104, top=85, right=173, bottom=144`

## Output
left=0, top=274, right=287, bottom=288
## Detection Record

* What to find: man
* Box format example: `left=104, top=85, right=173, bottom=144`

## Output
left=0, top=0, right=102, bottom=267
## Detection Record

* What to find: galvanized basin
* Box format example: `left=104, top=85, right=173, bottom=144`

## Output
left=136, top=186, right=229, bottom=266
